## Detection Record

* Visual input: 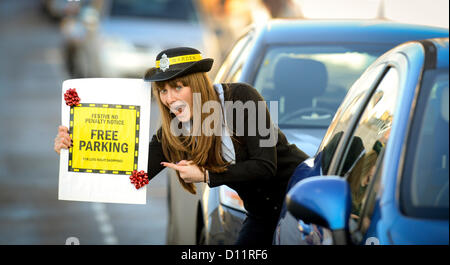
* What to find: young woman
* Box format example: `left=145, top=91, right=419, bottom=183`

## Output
left=54, top=47, right=308, bottom=245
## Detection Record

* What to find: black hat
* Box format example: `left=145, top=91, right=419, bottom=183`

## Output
left=144, top=47, right=213, bottom=82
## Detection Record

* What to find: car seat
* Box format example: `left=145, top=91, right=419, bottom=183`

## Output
left=272, top=57, right=328, bottom=115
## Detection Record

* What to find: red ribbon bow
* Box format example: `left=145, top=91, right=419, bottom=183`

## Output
left=129, top=170, right=149, bottom=189
left=64, top=88, right=80, bottom=106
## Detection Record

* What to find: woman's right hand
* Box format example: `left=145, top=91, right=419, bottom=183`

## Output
left=54, top=125, right=72, bottom=154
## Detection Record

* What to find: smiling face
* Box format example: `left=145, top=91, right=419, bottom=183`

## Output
left=159, top=81, right=193, bottom=122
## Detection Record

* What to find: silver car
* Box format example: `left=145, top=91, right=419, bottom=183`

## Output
left=70, top=0, right=219, bottom=78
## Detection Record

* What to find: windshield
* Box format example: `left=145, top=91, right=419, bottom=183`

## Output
left=110, top=0, right=199, bottom=22
left=253, top=44, right=393, bottom=128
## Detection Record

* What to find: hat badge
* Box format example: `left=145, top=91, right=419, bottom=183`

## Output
left=160, top=53, right=170, bottom=72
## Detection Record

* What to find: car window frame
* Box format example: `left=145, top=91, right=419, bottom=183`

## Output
left=336, top=65, right=400, bottom=222
left=332, top=61, right=405, bottom=243
left=326, top=65, right=391, bottom=175
left=335, top=66, right=400, bottom=177
left=314, top=63, right=388, bottom=163
left=358, top=148, right=385, bottom=235
left=224, top=29, right=256, bottom=82
left=214, top=29, right=254, bottom=83
left=229, top=66, right=243, bottom=83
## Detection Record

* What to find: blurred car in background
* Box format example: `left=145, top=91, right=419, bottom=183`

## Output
left=41, top=0, right=81, bottom=21
left=277, top=37, right=449, bottom=245
left=166, top=19, right=449, bottom=244
left=64, top=0, right=220, bottom=78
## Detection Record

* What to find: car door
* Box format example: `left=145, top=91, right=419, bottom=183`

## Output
left=395, top=65, right=449, bottom=244
left=275, top=62, right=390, bottom=244
left=328, top=64, right=403, bottom=244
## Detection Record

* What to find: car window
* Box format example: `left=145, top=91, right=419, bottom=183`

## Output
left=253, top=44, right=393, bottom=128
left=214, top=33, right=252, bottom=83
left=338, top=67, right=400, bottom=221
left=401, top=68, right=449, bottom=220
left=110, top=0, right=199, bottom=22
left=317, top=64, right=386, bottom=175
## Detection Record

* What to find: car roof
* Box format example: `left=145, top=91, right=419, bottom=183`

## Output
left=254, top=19, right=449, bottom=45
left=431, top=38, right=449, bottom=68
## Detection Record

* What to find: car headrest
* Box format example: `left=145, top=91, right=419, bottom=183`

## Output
left=273, top=57, right=328, bottom=97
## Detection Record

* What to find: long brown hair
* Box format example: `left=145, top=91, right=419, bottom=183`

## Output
left=152, top=72, right=228, bottom=194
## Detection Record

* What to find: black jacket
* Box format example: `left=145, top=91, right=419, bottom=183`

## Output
left=147, top=83, right=308, bottom=217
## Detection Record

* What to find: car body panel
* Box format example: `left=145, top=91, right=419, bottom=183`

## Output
left=260, top=20, right=448, bottom=44
left=377, top=39, right=449, bottom=245
left=166, top=168, right=202, bottom=244
left=379, top=43, right=424, bottom=208
left=282, top=129, right=325, bottom=157
left=373, top=43, right=424, bottom=245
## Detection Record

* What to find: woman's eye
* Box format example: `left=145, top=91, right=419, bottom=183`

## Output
left=176, top=86, right=183, bottom=91
left=160, top=89, right=167, bottom=94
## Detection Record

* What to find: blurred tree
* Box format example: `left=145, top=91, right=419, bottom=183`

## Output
left=262, top=0, right=304, bottom=18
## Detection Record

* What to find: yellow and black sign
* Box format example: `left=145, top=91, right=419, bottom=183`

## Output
left=68, top=103, right=140, bottom=175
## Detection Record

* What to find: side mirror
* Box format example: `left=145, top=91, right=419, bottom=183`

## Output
left=286, top=176, right=352, bottom=244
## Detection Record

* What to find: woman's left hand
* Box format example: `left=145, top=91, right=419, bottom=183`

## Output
left=161, top=160, right=205, bottom=183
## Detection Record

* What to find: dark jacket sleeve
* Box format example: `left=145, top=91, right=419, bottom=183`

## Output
left=208, top=83, right=277, bottom=187
left=147, top=128, right=166, bottom=180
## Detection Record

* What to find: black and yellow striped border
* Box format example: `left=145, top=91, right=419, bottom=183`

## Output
left=68, top=103, right=140, bottom=175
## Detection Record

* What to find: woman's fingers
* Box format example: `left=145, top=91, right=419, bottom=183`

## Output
left=165, top=160, right=193, bottom=168
left=58, top=125, right=69, bottom=134
left=162, top=161, right=204, bottom=184
left=57, top=126, right=70, bottom=138
left=161, top=162, right=183, bottom=171
left=54, top=138, right=71, bottom=154
left=58, top=126, right=71, bottom=144
left=176, top=160, right=189, bottom=166
left=54, top=125, right=72, bottom=154
left=54, top=141, right=61, bottom=154
left=62, top=136, right=72, bottom=147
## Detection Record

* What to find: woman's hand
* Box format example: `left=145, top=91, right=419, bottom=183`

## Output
left=161, top=160, right=206, bottom=183
left=54, top=125, right=72, bottom=154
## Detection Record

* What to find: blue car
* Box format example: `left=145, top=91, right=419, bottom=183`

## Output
left=275, top=37, right=449, bottom=245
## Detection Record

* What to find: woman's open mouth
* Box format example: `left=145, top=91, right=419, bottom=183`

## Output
left=170, top=102, right=186, bottom=116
